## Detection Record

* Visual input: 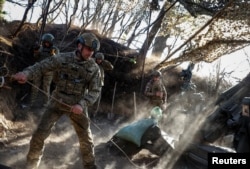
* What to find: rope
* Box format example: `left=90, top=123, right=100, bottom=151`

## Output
left=24, top=80, right=147, bottom=168
left=26, top=80, right=70, bottom=109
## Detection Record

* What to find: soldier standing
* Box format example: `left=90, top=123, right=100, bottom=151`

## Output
left=12, top=32, right=101, bottom=169
left=180, top=62, right=195, bottom=92
left=92, top=52, right=113, bottom=117
left=144, top=70, right=167, bottom=110
left=94, top=52, right=113, bottom=87
left=233, top=97, right=250, bottom=153
left=30, top=33, right=60, bottom=107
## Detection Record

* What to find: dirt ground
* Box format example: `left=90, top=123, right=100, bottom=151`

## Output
left=0, top=102, right=167, bottom=169
left=0, top=79, right=237, bottom=169
left=0, top=89, right=197, bottom=169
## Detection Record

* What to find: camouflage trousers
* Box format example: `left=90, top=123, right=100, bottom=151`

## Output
left=30, top=72, right=53, bottom=106
left=26, top=100, right=96, bottom=169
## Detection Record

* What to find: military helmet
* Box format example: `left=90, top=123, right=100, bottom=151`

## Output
left=76, top=33, right=100, bottom=51
left=95, top=52, right=104, bottom=60
left=41, top=33, right=55, bottom=45
left=152, top=70, right=162, bottom=77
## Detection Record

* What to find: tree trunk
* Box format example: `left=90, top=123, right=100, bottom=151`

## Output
left=138, top=2, right=168, bottom=67
left=13, top=0, right=37, bottom=37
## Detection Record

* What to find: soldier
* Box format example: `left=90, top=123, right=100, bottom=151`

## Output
left=233, top=97, right=250, bottom=153
left=94, top=52, right=113, bottom=87
left=92, top=52, right=113, bottom=117
left=180, top=62, right=196, bottom=92
left=12, top=32, right=101, bottom=169
left=30, top=33, right=60, bottom=107
left=144, top=70, right=167, bottom=109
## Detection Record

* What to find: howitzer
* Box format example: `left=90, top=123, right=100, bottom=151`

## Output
left=202, top=99, right=242, bottom=143
left=216, top=71, right=250, bottom=106
left=215, top=83, right=243, bottom=105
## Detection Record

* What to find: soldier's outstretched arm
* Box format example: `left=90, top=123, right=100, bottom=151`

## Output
left=24, top=55, right=61, bottom=80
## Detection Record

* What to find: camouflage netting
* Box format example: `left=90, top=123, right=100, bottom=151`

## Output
left=157, top=0, right=250, bottom=69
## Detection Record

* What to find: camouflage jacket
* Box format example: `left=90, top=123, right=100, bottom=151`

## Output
left=34, top=46, right=60, bottom=62
left=98, top=60, right=113, bottom=86
left=23, top=52, right=101, bottom=108
left=144, top=79, right=167, bottom=102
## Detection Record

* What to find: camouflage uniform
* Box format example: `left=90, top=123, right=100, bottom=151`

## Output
left=233, top=97, right=250, bottom=153
left=23, top=52, right=101, bottom=169
left=180, top=63, right=195, bottom=92
left=144, top=78, right=167, bottom=108
left=30, top=44, right=60, bottom=106
left=91, top=53, right=113, bottom=117
left=96, top=59, right=113, bottom=87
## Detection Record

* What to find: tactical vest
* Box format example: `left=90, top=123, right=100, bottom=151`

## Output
left=37, top=46, right=58, bottom=62
left=151, top=81, right=165, bottom=100
left=55, top=56, right=94, bottom=97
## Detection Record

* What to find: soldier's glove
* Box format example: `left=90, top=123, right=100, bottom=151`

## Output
left=12, top=72, right=28, bottom=84
left=71, top=104, right=83, bottom=115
